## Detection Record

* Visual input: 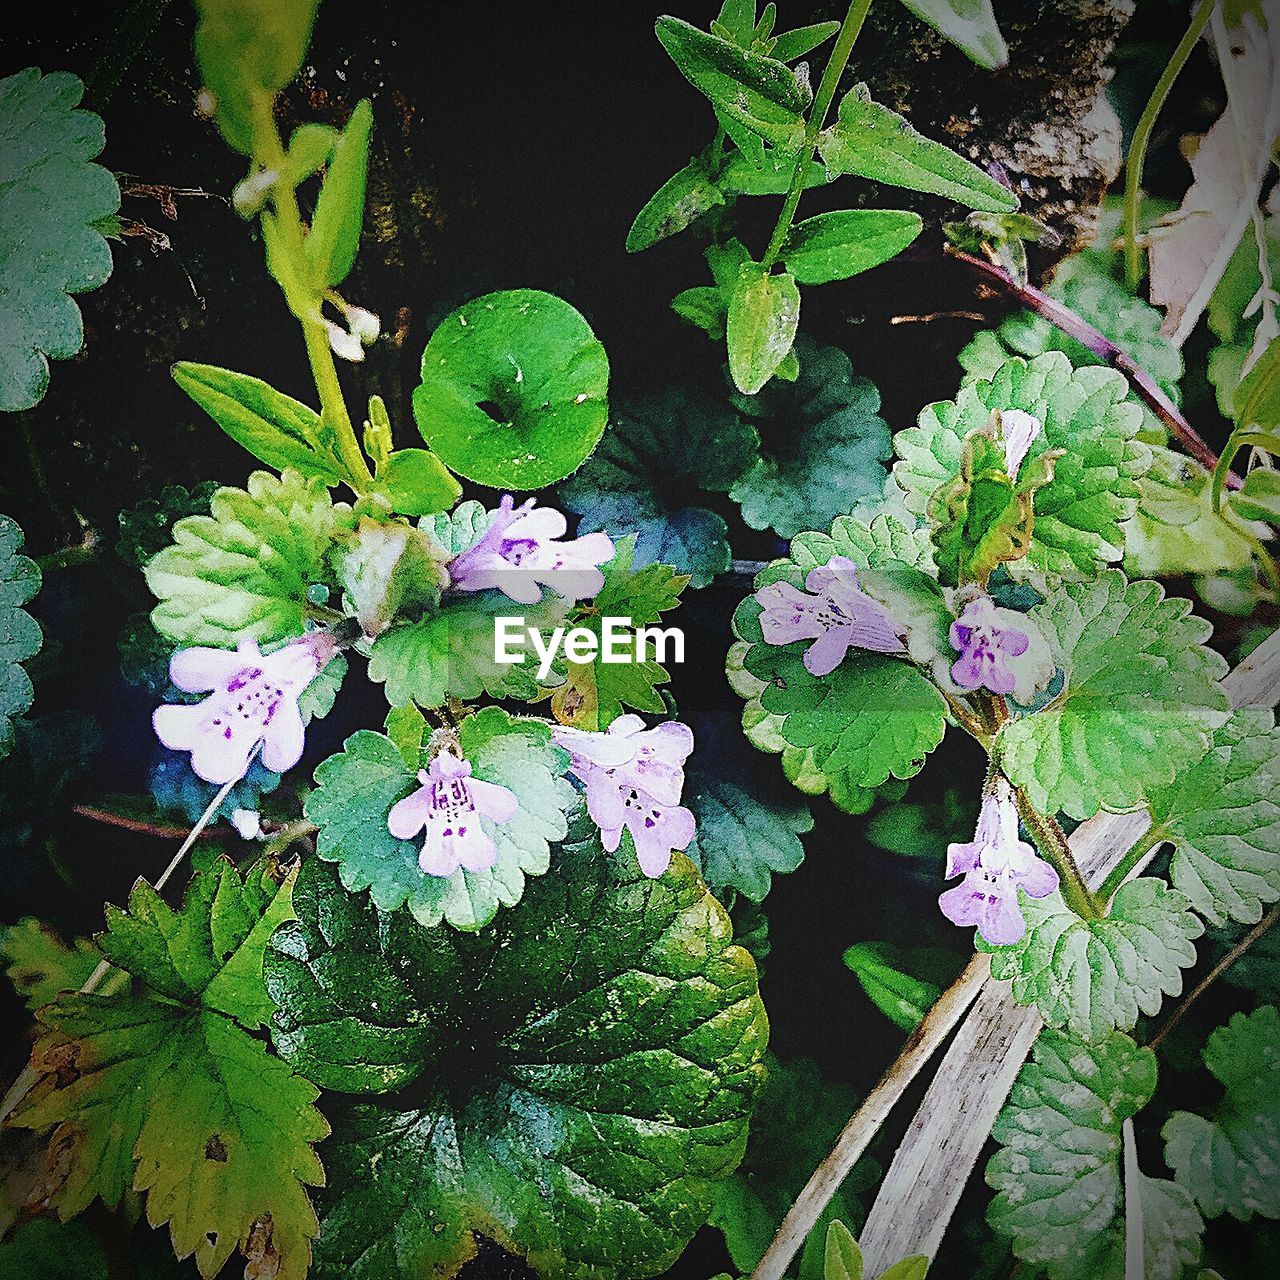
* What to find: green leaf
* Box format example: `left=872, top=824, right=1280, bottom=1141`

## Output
left=171, top=361, right=341, bottom=481
left=718, top=149, right=828, bottom=196
left=1, top=919, right=99, bottom=1012
left=1145, top=707, right=1280, bottom=927
left=709, top=1057, right=878, bottom=1279
left=305, top=711, right=573, bottom=930
left=728, top=263, right=800, bottom=394
left=8, top=860, right=327, bottom=1280
left=672, top=284, right=728, bottom=337
left=984, top=879, right=1203, bottom=1041
left=145, top=468, right=341, bottom=646
left=770, top=22, right=841, bottom=63
left=0, top=515, right=41, bottom=759
left=843, top=942, right=943, bottom=1032
left=559, top=389, right=758, bottom=588
left=686, top=766, right=812, bottom=902
left=333, top=518, right=445, bottom=635
left=896, top=0, right=1008, bottom=70
left=864, top=787, right=977, bottom=859
left=412, top=289, right=610, bottom=489
left=193, top=0, right=318, bottom=154
left=824, top=1220, right=862, bottom=1280
left=818, top=83, right=1017, bottom=213
left=0, top=69, right=118, bottom=412
left=655, top=16, right=807, bottom=150
left=627, top=151, right=726, bottom=252
left=372, top=447, right=462, bottom=517
left=1232, top=467, right=1280, bottom=523
left=266, top=838, right=767, bottom=1279
left=999, top=570, right=1229, bottom=820
left=306, top=98, right=371, bottom=288
left=896, top=353, right=1151, bottom=585
left=1164, top=1005, right=1280, bottom=1222
left=988, top=1028, right=1202, bottom=1280
left=116, top=481, right=219, bottom=570
left=781, top=210, right=923, bottom=285
left=1234, top=334, right=1280, bottom=431
left=0, top=1219, right=108, bottom=1280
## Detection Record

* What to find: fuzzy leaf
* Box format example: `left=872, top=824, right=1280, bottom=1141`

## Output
left=1, top=919, right=99, bottom=1012
left=305, top=98, right=371, bottom=288
left=412, top=290, right=609, bottom=489
left=627, top=151, right=725, bottom=252
left=0, top=69, right=119, bottom=411
left=728, top=264, right=800, bottom=395
left=897, top=0, right=1008, bottom=69
left=145, top=469, right=341, bottom=646
left=984, top=879, right=1203, bottom=1041
left=0, top=515, right=41, bottom=758
left=266, top=837, right=767, bottom=1279
left=999, top=570, right=1228, bottom=820
left=305, top=711, right=573, bottom=930
left=895, top=353, right=1151, bottom=584
left=780, top=210, right=923, bottom=286
left=1164, top=1006, right=1280, bottom=1222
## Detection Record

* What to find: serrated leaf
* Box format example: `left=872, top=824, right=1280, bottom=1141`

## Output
left=999, top=570, right=1229, bottom=820
left=116, top=482, right=219, bottom=570
left=1, top=919, right=99, bottom=1012
left=171, top=362, right=341, bottom=481
left=266, top=837, right=766, bottom=1279
left=412, top=290, right=609, bottom=489
left=984, top=879, right=1204, bottom=1041
left=896, top=353, right=1151, bottom=584
left=781, top=210, right=923, bottom=285
left=1145, top=707, right=1280, bottom=927
left=730, top=340, right=893, bottom=539
left=896, top=0, right=1008, bottom=69
left=627, top=151, right=725, bottom=253
left=305, top=98, right=371, bottom=288
left=655, top=16, right=807, bottom=149
left=144, top=469, right=340, bottom=646
left=1164, top=1006, right=1280, bottom=1222
left=0, top=69, right=119, bottom=411
left=559, top=389, right=758, bottom=588
left=987, top=1028, right=1201, bottom=1280
left=8, top=859, right=326, bottom=1280
left=686, top=767, right=812, bottom=902
left=0, top=515, right=41, bottom=759
left=728, top=263, right=800, bottom=395
left=818, top=83, right=1016, bottom=213
left=305, top=711, right=573, bottom=930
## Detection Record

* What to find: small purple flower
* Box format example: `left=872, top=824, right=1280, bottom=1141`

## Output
left=756, top=556, right=907, bottom=678
left=938, top=777, right=1058, bottom=946
left=448, top=495, right=614, bottom=605
left=153, top=634, right=334, bottom=785
left=387, top=750, right=519, bottom=877
left=999, top=409, right=1042, bottom=480
left=554, top=714, right=696, bottom=878
left=949, top=596, right=1029, bottom=695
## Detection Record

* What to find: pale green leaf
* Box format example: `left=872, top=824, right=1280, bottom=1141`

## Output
left=728, top=263, right=800, bottom=394
left=0, top=919, right=99, bottom=1012
left=897, top=0, right=1008, bottom=69
left=627, top=151, right=725, bottom=252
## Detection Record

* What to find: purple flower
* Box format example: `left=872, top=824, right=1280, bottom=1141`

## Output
left=153, top=634, right=335, bottom=785
left=938, top=777, right=1058, bottom=946
left=553, top=714, right=696, bottom=878
left=387, top=750, right=519, bottom=877
left=448, top=495, right=614, bottom=605
left=949, top=596, right=1029, bottom=695
left=756, top=556, right=907, bottom=678
left=999, top=409, right=1042, bottom=480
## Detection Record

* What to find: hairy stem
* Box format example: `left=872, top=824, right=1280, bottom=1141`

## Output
left=1123, top=0, right=1218, bottom=289
left=1096, top=824, right=1166, bottom=906
left=1148, top=899, right=1280, bottom=1051
left=1013, top=787, right=1102, bottom=919
left=760, top=0, right=873, bottom=269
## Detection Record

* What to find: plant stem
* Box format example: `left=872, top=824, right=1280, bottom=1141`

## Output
left=1123, top=0, right=1218, bottom=289
left=1096, top=824, right=1166, bottom=906
left=259, top=817, right=317, bottom=860
left=1013, top=786, right=1102, bottom=919
left=760, top=0, right=873, bottom=269
left=1148, top=899, right=1280, bottom=1051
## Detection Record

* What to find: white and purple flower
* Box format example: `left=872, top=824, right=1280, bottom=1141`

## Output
left=554, top=714, right=696, bottom=878
left=448, top=495, right=614, bottom=605
left=755, top=556, right=907, bottom=678
left=938, top=776, right=1058, bottom=946
left=949, top=595, right=1030, bottom=695
left=387, top=750, right=519, bottom=877
left=153, top=634, right=335, bottom=785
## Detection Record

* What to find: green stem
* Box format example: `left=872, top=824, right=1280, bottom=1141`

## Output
left=1096, top=825, right=1166, bottom=907
left=1123, top=0, right=1217, bottom=289
left=1230, top=510, right=1280, bottom=598
left=259, top=818, right=318, bottom=861
left=1013, top=786, right=1102, bottom=920
left=760, top=0, right=874, bottom=269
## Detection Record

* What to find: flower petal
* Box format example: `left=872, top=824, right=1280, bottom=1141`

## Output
left=388, top=787, right=433, bottom=840
left=169, top=646, right=252, bottom=693
left=260, top=696, right=305, bottom=773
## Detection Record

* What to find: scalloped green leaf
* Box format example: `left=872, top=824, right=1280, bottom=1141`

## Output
left=999, top=571, right=1229, bottom=820
left=265, top=835, right=767, bottom=1279
left=144, top=469, right=341, bottom=646
left=983, top=879, right=1204, bottom=1041
left=1, top=919, right=99, bottom=1012
left=895, top=353, right=1151, bottom=584
left=1164, top=1006, right=1280, bottom=1222
left=304, top=710, right=573, bottom=931
left=0, top=68, right=119, bottom=411
left=0, top=515, right=41, bottom=759
left=412, top=290, right=609, bottom=489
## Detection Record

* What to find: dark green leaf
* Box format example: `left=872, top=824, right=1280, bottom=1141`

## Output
left=727, top=264, right=800, bottom=394
left=843, top=942, right=943, bottom=1032
left=781, top=210, right=923, bottom=285
left=627, top=152, right=725, bottom=252
left=0, top=515, right=41, bottom=759
left=306, top=99, right=372, bottom=288
left=0, top=1219, right=107, bottom=1280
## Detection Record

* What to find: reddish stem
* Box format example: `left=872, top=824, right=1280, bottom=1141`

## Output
left=71, top=804, right=232, bottom=841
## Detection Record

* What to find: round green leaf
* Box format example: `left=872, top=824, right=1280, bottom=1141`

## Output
left=412, top=290, right=609, bottom=489
left=265, top=832, right=767, bottom=1279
